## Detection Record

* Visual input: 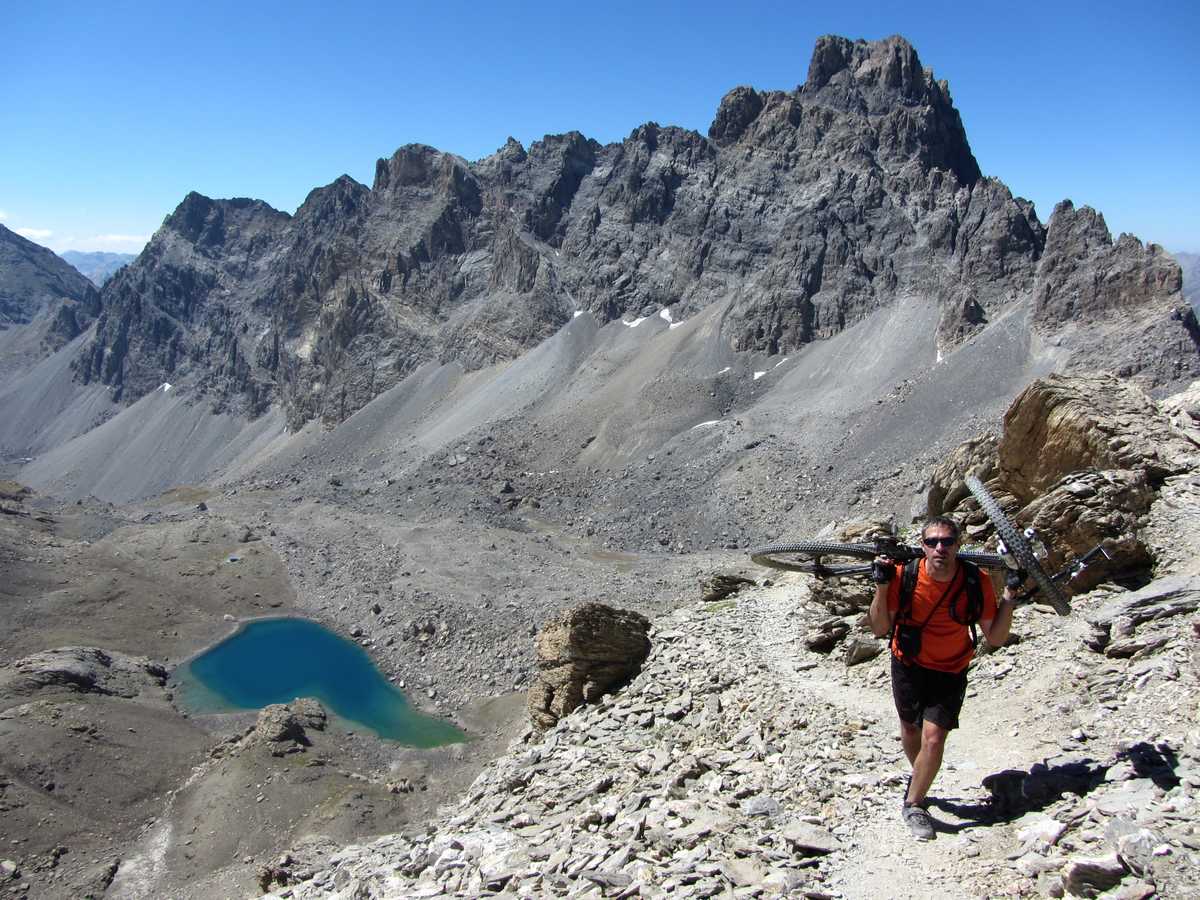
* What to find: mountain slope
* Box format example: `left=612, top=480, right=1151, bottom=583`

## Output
left=0, top=225, right=101, bottom=382
left=61, top=35, right=1193, bottom=440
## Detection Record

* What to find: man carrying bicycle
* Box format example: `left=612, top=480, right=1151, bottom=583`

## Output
left=867, top=515, right=1021, bottom=840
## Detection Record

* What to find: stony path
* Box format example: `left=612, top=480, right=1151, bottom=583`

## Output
left=265, top=573, right=1200, bottom=899
left=742, top=580, right=1030, bottom=900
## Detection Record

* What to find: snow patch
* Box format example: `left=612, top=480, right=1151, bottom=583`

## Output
left=753, top=371, right=766, bottom=380
left=774, top=357, right=789, bottom=368
left=295, top=332, right=316, bottom=361
left=715, top=366, right=731, bottom=376
left=659, top=307, right=684, bottom=330
left=691, top=420, right=721, bottom=429
left=622, top=315, right=649, bottom=328
left=573, top=310, right=584, bottom=318
left=159, top=383, right=172, bottom=393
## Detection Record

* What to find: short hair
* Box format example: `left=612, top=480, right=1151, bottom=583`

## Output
left=921, top=515, right=960, bottom=541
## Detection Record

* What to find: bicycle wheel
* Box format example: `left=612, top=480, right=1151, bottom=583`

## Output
left=965, top=475, right=1070, bottom=615
left=749, top=540, right=885, bottom=576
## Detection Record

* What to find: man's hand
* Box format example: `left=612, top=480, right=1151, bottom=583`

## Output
left=868, top=555, right=895, bottom=638
left=1005, top=567, right=1028, bottom=591
left=872, top=555, right=894, bottom=584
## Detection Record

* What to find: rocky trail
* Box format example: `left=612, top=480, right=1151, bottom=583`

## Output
left=262, top=568, right=1200, bottom=899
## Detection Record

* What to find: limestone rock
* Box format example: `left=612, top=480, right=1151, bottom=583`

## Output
left=1017, top=469, right=1155, bottom=593
left=527, top=602, right=650, bottom=731
left=290, top=697, right=328, bottom=731
left=808, top=578, right=872, bottom=616
left=1159, top=380, right=1200, bottom=447
left=1083, top=576, right=1200, bottom=653
left=254, top=705, right=309, bottom=744
left=999, top=373, right=1197, bottom=503
left=699, top=573, right=756, bottom=603
left=707, top=86, right=764, bottom=146
left=250, top=699, right=327, bottom=754
left=843, top=636, right=883, bottom=667
left=1061, top=852, right=1128, bottom=897
left=835, top=518, right=895, bottom=542
left=1032, top=202, right=1194, bottom=390
left=926, top=433, right=998, bottom=517
left=2, top=647, right=167, bottom=699
left=781, top=821, right=842, bottom=855
left=0, top=481, right=33, bottom=503
left=60, top=34, right=1194, bottom=432
left=803, top=617, right=850, bottom=652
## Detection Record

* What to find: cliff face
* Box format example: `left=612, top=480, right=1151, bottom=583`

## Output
left=70, top=35, right=1193, bottom=428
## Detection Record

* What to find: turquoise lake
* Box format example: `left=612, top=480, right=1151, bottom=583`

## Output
left=175, top=617, right=464, bottom=747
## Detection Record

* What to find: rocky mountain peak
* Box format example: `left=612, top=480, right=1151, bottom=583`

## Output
left=25, top=34, right=1193, bottom=434
left=801, top=34, right=980, bottom=184
left=295, top=175, right=369, bottom=225
left=162, top=191, right=288, bottom=249
left=707, top=85, right=765, bottom=145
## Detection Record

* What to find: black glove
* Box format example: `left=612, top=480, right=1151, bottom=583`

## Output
left=1005, top=568, right=1027, bottom=590
left=871, top=559, right=893, bottom=584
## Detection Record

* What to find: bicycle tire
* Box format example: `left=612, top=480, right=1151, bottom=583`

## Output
left=750, top=540, right=886, bottom=571
left=751, top=540, right=1008, bottom=575
left=751, top=557, right=874, bottom=577
left=965, top=475, right=1070, bottom=615
left=958, top=550, right=1008, bottom=569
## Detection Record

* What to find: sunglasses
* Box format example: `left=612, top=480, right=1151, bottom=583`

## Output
left=922, top=536, right=957, bottom=548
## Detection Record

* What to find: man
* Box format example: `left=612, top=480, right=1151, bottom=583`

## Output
left=867, top=516, right=1021, bottom=840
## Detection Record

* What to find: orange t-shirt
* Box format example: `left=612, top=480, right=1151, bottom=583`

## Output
left=887, top=559, right=996, bottom=673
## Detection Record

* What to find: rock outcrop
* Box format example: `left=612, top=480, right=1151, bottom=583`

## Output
left=698, top=573, right=756, bottom=603
left=52, top=36, right=1193, bottom=430
left=1, top=647, right=167, bottom=699
left=999, top=373, right=1197, bottom=502
left=527, top=603, right=651, bottom=731
left=930, top=374, right=1200, bottom=592
left=247, top=698, right=328, bottom=755
left=1033, top=202, right=1196, bottom=388
left=0, top=224, right=101, bottom=379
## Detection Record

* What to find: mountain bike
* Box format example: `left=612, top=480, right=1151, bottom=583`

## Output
left=750, top=476, right=1110, bottom=616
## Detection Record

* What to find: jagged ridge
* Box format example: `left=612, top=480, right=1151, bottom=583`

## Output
left=70, top=35, right=1192, bottom=428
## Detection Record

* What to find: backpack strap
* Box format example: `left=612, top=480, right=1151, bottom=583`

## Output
left=892, top=559, right=922, bottom=652
left=957, top=559, right=985, bottom=646
left=898, top=559, right=920, bottom=620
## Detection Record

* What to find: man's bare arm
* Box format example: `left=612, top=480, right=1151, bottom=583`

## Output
left=981, top=586, right=1017, bottom=647
left=868, top=556, right=894, bottom=638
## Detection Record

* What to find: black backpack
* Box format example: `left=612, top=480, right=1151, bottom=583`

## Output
left=896, top=558, right=986, bottom=649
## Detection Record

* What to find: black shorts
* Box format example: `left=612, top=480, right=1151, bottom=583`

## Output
left=891, top=655, right=968, bottom=731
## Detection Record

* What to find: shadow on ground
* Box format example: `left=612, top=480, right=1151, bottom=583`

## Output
left=924, top=740, right=1179, bottom=834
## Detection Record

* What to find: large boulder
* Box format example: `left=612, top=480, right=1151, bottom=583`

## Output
left=1159, top=379, right=1200, bottom=447
left=1, top=647, right=167, bottom=699
left=925, top=433, right=998, bottom=519
left=1017, top=469, right=1156, bottom=592
left=248, top=698, right=327, bottom=755
left=699, top=573, right=756, bottom=603
left=998, top=373, right=1197, bottom=503
left=928, top=374, right=1200, bottom=591
left=527, top=603, right=651, bottom=732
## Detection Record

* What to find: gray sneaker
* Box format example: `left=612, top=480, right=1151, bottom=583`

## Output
left=901, top=803, right=935, bottom=840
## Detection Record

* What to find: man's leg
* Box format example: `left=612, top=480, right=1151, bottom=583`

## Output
left=899, top=718, right=921, bottom=766
left=906, top=718, right=949, bottom=806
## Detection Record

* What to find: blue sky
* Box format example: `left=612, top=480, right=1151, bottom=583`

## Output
left=2, top=0, right=1197, bottom=255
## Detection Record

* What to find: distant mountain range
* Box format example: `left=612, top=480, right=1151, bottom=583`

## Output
left=0, top=34, right=1196, bottom=504
left=59, top=250, right=137, bottom=286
